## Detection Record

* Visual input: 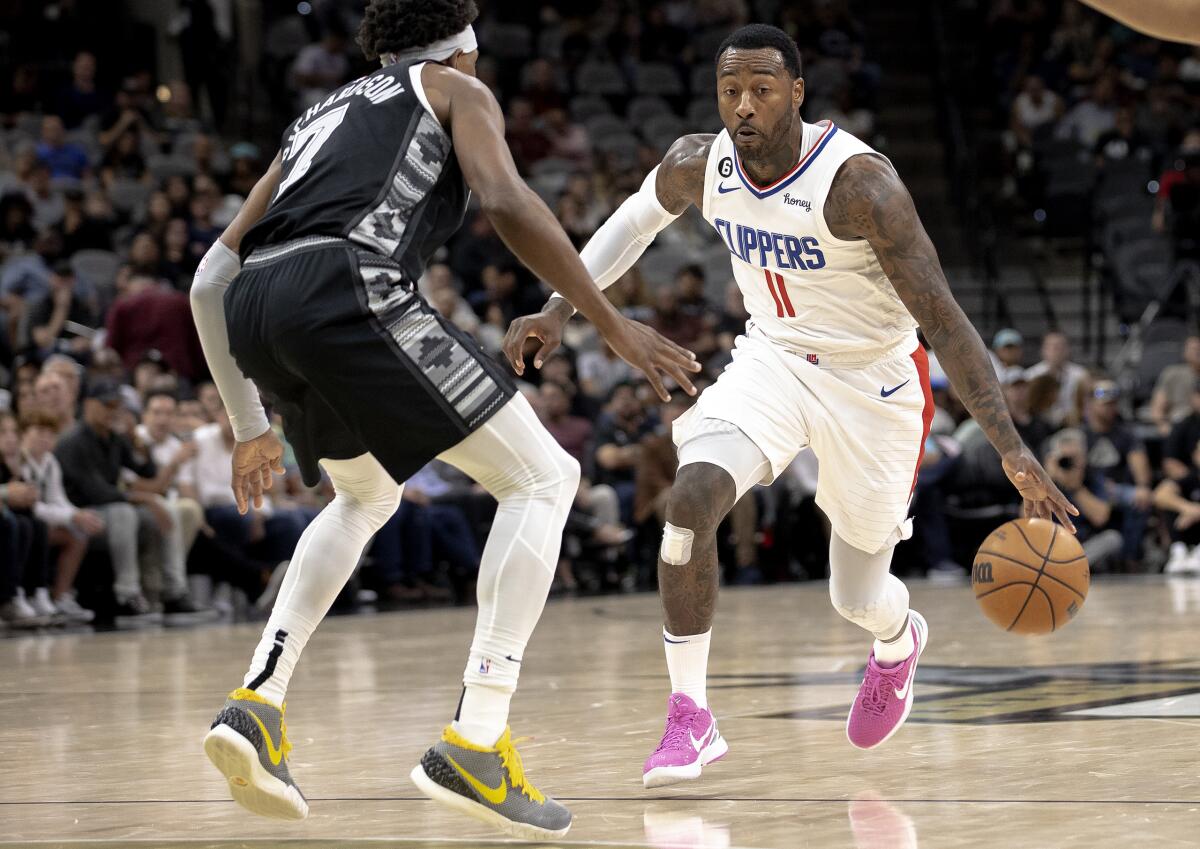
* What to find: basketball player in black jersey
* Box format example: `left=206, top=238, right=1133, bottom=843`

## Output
left=192, top=0, right=699, bottom=839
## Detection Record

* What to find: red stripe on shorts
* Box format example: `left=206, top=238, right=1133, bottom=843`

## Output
left=908, top=344, right=936, bottom=497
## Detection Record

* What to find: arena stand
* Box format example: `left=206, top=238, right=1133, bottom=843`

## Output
left=0, top=0, right=1197, bottom=631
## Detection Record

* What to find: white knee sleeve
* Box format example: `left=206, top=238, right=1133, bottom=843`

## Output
left=676, top=417, right=771, bottom=503
left=828, top=532, right=909, bottom=638
left=831, top=573, right=910, bottom=635
left=320, top=454, right=402, bottom=532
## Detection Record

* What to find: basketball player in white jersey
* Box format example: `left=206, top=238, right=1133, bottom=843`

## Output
left=505, top=23, right=1079, bottom=787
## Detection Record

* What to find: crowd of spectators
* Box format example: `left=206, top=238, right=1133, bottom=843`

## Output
left=0, top=0, right=887, bottom=631
left=977, top=0, right=1200, bottom=317
left=6, top=0, right=1200, bottom=635
left=906, top=325, right=1200, bottom=578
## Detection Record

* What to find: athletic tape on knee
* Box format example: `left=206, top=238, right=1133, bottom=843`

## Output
left=660, top=522, right=694, bottom=565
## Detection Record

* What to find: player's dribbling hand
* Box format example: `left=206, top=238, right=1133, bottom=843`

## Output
left=1002, top=447, right=1080, bottom=533
left=602, top=317, right=701, bottom=403
left=231, top=429, right=286, bottom=515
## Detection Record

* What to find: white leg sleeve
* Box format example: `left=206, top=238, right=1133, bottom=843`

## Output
left=437, top=394, right=580, bottom=697
left=243, top=453, right=401, bottom=703
left=828, top=532, right=910, bottom=641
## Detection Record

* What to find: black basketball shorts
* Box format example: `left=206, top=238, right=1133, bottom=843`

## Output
left=225, top=236, right=516, bottom=487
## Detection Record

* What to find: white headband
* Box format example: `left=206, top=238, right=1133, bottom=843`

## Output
left=384, top=24, right=477, bottom=65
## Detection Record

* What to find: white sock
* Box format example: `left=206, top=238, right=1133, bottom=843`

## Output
left=663, top=628, right=711, bottom=708
left=873, top=613, right=915, bottom=667
left=453, top=677, right=514, bottom=748
left=242, top=455, right=400, bottom=705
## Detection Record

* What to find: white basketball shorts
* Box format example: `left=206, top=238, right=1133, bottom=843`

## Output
left=672, top=329, right=934, bottom=554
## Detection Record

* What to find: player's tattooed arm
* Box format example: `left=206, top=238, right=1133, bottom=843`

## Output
left=825, top=155, right=1019, bottom=454
left=654, top=133, right=716, bottom=214
left=825, top=154, right=1079, bottom=529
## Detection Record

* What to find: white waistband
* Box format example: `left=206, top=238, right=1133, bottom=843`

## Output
left=751, top=326, right=919, bottom=367
left=243, top=235, right=353, bottom=266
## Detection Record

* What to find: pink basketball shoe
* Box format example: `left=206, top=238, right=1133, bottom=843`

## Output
left=643, top=693, right=728, bottom=788
left=846, top=610, right=929, bottom=749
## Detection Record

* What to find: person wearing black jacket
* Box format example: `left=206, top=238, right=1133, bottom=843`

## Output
left=54, top=380, right=177, bottom=622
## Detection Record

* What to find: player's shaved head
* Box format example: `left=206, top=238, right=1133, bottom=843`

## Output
left=357, top=0, right=478, bottom=61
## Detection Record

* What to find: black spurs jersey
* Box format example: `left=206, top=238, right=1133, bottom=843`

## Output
left=241, top=60, right=468, bottom=283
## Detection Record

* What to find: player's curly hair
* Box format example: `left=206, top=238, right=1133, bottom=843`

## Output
left=357, top=0, right=479, bottom=61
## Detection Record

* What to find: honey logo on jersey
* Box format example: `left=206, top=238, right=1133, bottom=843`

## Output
left=782, top=193, right=812, bottom=212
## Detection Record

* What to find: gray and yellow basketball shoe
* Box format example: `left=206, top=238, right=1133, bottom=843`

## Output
left=203, top=688, right=309, bottom=820
left=410, top=725, right=571, bottom=841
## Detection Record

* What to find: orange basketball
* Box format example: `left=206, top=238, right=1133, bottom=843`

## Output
left=971, top=517, right=1089, bottom=635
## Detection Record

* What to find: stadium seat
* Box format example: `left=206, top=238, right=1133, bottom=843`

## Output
left=575, top=61, right=629, bottom=96
left=529, top=157, right=576, bottom=178
left=147, top=155, right=197, bottom=181
left=70, top=249, right=121, bottom=292
left=689, top=64, right=717, bottom=95
left=584, top=113, right=632, bottom=141
left=106, top=179, right=152, bottom=215
left=529, top=172, right=569, bottom=205
left=638, top=246, right=694, bottom=286
left=1144, top=316, right=1190, bottom=345
left=686, top=98, right=721, bottom=131
left=14, top=113, right=41, bottom=140
left=1132, top=340, right=1184, bottom=405
left=1101, top=210, right=1156, bottom=251
left=694, top=28, right=730, bottom=63
left=482, top=23, right=532, bottom=59
left=634, top=63, right=685, bottom=97
left=593, top=133, right=641, bottom=165
left=1094, top=192, right=1153, bottom=226
left=1096, top=170, right=1154, bottom=204
left=537, top=27, right=564, bottom=60
left=569, top=94, right=612, bottom=122
left=626, top=95, right=672, bottom=127
left=64, top=128, right=100, bottom=163
left=49, top=175, right=82, bottom=194
left=641, top=113, right=686, bottom=146
left=263, top=17, right=309, bottom=62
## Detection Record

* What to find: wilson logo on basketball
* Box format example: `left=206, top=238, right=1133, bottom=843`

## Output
left=972, top=561, right=994, bottom=584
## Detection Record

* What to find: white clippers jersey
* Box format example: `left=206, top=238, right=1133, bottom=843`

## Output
left=701, top=120, right=918, bottom=356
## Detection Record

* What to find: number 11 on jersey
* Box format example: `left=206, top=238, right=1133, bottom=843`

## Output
left=763, top=269, right=796, bottom=318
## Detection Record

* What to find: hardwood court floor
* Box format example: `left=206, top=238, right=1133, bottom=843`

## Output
left=5, top=578, right=1200, bottom=849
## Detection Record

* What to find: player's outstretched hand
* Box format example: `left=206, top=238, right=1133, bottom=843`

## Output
left=1002, top=447, right=1080, bottom=533
left=602, top=316, right=701, bottom=402
left=502, top=302, right=572, bottom=376
left=231, top=429, right=286, bottom=515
